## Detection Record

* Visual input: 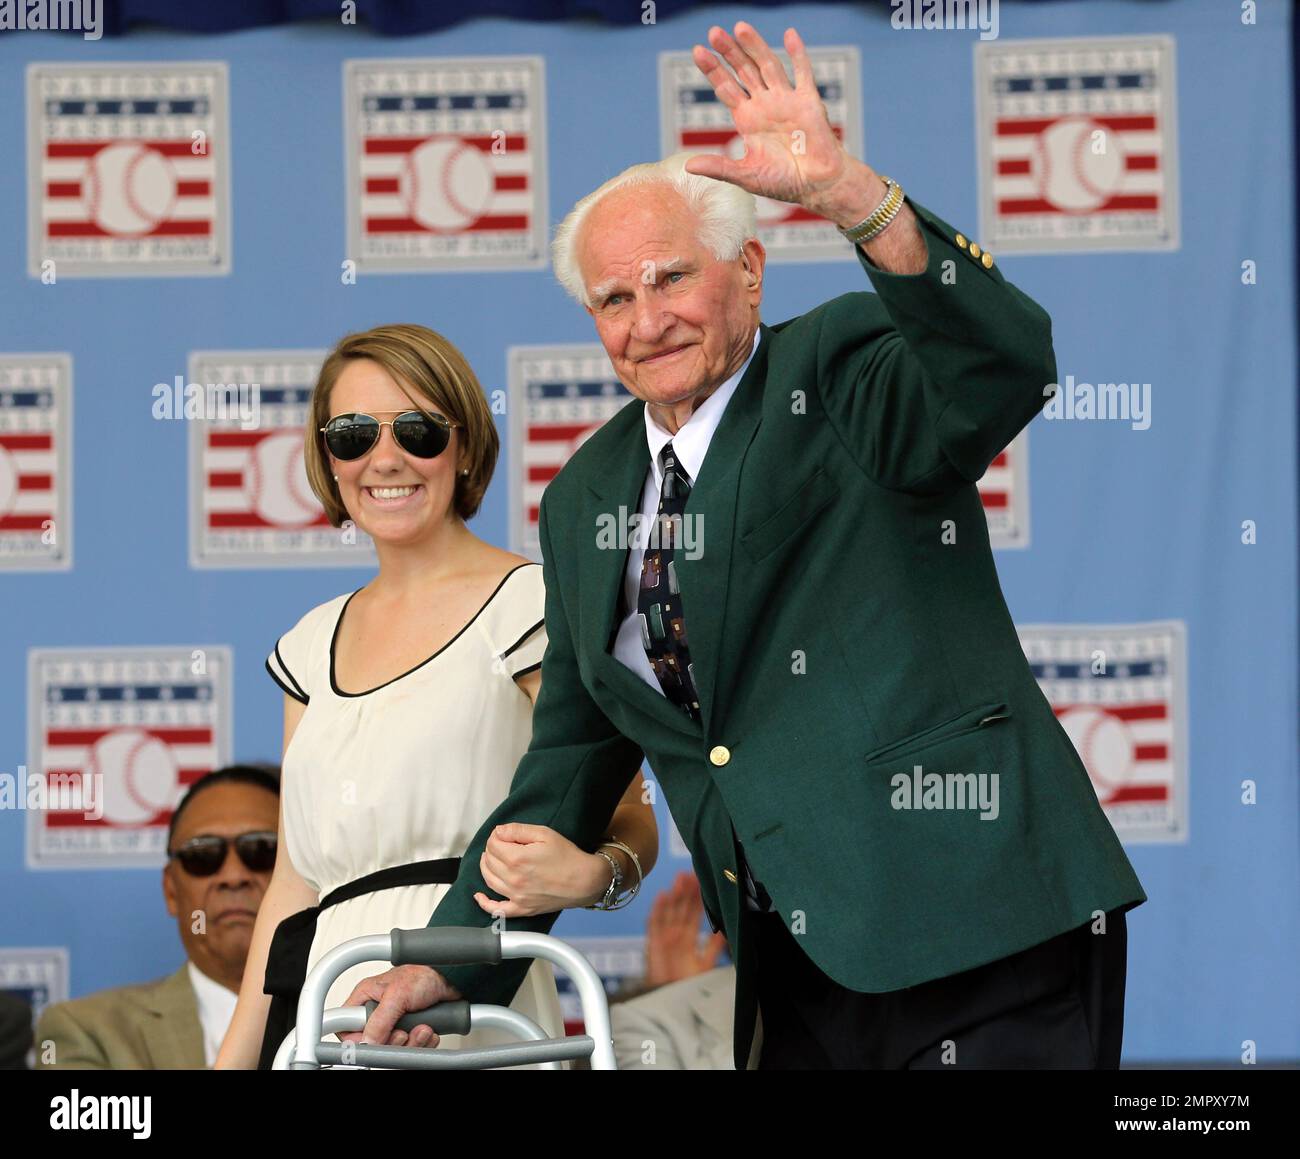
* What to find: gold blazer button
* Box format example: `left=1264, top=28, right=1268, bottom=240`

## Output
left=709, top=745, right=731, bottom=766
left=981, top=251, right=994, bottom=268
left=969, top=242, right=982, bottom=258
left=955, top=232, right=968, bottom=249
left=723, top=869, right=738, bottom=884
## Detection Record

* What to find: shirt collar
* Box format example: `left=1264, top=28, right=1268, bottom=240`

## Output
left=187, top=960, right=238, bottom=1009
left=642, top=327, right=761, bottom=487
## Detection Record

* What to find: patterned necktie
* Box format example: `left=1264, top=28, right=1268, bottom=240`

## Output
left=634, top=441, right=773, bottom=912
left=637, top=441, right=702, bottom=721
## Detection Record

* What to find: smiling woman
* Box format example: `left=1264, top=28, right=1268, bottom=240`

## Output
left=212, top=323, right=658, bottom=1071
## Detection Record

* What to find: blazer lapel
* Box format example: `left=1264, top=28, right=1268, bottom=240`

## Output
left=578, top=326, right=771, bottom=738
left=138, top=965, right=206, bottom=1069
left=676, top=326, right=770, bottom=734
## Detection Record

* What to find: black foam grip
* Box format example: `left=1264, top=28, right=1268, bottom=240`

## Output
left=362, top=999, right=472, bottom=1036
left=389, top=926, right=502, bottom=968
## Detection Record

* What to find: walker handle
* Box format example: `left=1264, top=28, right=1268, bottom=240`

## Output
left=390, top=926, right=502, bottom=967
left=362, top=999, right=472, bottom=1036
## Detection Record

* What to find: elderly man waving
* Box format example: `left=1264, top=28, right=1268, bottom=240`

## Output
left=348, top=21, right=1145, bottom=1070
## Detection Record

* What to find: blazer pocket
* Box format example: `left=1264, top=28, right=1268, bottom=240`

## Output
left=738, top=467, right=839, bottom=563
left=863, top=701, right=1011, bottom=766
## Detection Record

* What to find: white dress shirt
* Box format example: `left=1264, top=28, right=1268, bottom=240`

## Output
left=187, top=961, right=238, bottom=1067
left=611, top=327, right=761, bottom=688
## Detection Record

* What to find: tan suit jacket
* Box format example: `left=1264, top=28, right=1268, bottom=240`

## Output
left=610, top=967, right=736, bottom=1070
left=34, top=965, right=206, bottom=1070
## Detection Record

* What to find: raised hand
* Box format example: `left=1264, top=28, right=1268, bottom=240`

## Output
left=643, top=872, right=728, bottom=989
left=685, top=23, right=876, bottom=222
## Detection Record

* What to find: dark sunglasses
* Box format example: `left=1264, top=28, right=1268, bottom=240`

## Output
left=320, top=410, right=460, bottom=462
left=169, top=831, right=277, bottom=876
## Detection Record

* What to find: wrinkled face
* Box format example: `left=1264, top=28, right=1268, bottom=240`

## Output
left=164, top=782, right=279, bottom=979
left=579, top=184, right=764, bottom=413
left=326, top=359, right=463, bottom=544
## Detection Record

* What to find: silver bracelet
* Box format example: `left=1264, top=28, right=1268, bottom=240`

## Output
left=583, top=848, right=623, bottom=911
left=590, top=839, right=643, bottom=911
left=837, top=176, right=905, bottom=245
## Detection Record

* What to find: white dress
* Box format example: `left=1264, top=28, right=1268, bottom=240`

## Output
left=265, top=561, right=565, bottom=1062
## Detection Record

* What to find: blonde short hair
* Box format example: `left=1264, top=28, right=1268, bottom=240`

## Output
left=305, top=324, right=498, bottom=527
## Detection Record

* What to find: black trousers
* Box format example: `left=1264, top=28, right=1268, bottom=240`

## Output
left=755, top=909, right=1128, bottom=1069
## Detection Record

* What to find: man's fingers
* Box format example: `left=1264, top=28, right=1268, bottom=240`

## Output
left=683, top=152, right=746, bottom=187
left=734, top=20, right=791, bottom=90
left=708, top=24, right=765, bottom=94
left=692, top=44, right=747, bottom=110
left=361, top=988, right=409, bottom=1045
left=408, top=1025, right=439, bottom=1049
left=785, top=26, right=815, bottom=90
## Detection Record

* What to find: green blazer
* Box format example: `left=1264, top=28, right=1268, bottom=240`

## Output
left=432, top=196, right=1147, bottom=1069
left=34, top=965, right=206, bottom=1069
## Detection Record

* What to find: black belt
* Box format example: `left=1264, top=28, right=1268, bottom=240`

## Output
left=256, top=856, right=460, bottom=1069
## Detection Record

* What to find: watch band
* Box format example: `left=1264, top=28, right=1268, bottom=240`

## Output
left=583, top=848, right=623, bottom=911
left=838, top=176, right=905, bottom=245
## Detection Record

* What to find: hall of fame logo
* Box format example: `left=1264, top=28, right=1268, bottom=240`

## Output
left=1019, top=621, right=1188, bottom=842
left=187, top=351, right=376, bottom=569
left=27, top=62, right=231, bottom=276
left=344, top=56, right=548, bottom=271
left=508, top=345, right=636, bottom=560
left=27, top=646, right=231, bottom=869
left=659, top=46, right=862, bottom=261
left=555, top=936, right=646, bottom=1037
left=974, top=36, right=1179, bottom=253
left=0, top=948, right=68, bottom=1030
left=0, top=354, right=72, bottom=571
left=979, top=431, right=1029, bottom=549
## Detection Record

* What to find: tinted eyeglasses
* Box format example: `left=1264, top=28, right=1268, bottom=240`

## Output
left=169, top=831, right=277, bottom=876
left=320, top=410, right=460, bottom=462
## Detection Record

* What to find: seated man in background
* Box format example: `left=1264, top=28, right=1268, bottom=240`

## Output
left=36, top=765, right=279, bottom=1069
left=611, top=872, right=736, bottom=1070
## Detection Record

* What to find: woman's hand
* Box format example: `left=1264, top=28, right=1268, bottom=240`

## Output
left=473, top=823, right=611, bottom=917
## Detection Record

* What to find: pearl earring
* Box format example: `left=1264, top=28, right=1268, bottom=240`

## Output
left=461, top=469, right=468, bottom=476
left=333, top=474, right=339, bottom=481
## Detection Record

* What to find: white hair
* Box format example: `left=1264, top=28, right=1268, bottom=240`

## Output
left=551, top=151, right=758, bottom=308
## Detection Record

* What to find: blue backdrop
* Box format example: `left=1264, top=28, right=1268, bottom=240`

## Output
left=0, top=0, right=1296, bottom=1064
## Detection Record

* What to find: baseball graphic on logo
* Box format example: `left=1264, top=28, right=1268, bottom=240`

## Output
left=84, top=143, right=178, bottom=236
left=87, top=727, right=179, bottom=826
left=245, top=431, right=320, bottom=527
left=403, top=138, right=493, bottom=232
left=1032, top=116, right=1126, bottom=214
left=1059, top=706, right=1134, bottom=798
left=0, top=445, right=17, bottom=520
